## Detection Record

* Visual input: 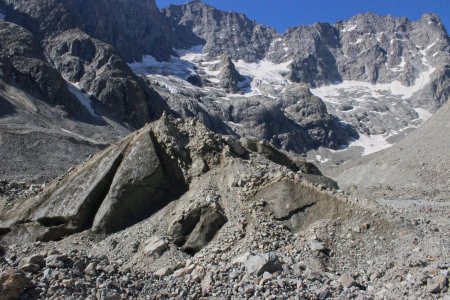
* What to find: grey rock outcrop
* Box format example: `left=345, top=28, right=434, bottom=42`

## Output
left=245, top=253, right=283, bottom=276
left=268, top=13, right=450, bottom=90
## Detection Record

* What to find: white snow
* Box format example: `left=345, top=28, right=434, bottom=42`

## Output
left=376, top=32, right=384, bottom=43
left=175, top=45, right=205, bottom=62
left=342, top=23, right=357, bottom=33
left=228, top=121, right=242, bottom=127
left=315, top=155, right=330, bottom=163
left=390, top=56, right=406, bottom=72
left=414, top=108, right=432, bottom=121
left=66, top=81, right=97, bottom=117
left=233, top=59, right=291, bottom=96
left=60, top=128, right=99, bottom=145
left=311, top=58, right=435, bottom=102
left=349, top=133, right=393, bottom=156
left=349, top=38, right=364, bottom=45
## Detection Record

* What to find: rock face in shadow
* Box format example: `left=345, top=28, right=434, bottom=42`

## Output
left=168, top=203, right=228, bottom=255
left=0, top=21, right=91, bottom=120
left=45, top=29, right=166, bottom=127
left=1, top=0, right=174, bottom=62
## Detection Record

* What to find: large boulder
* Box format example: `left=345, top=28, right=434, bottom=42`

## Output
left=0, top=122, right=187, bottom=242
left=92, top=129, right=186, bottom=233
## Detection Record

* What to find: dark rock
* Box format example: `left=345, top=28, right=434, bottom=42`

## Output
left=0, top=269, right=29, bottom=300
left=168, top=203, right=228, bottom=254
left=3, top=0, right=174, bottom=62
left=218, top=55, right=245, bottom=93
left=0, top=22, right=91, bottom=120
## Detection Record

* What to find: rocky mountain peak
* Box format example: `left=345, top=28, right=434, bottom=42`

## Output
left=163, top=0, right=277, bottom=62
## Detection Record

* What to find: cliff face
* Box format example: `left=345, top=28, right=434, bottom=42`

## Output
left=1, top=0, right=174, bottom=62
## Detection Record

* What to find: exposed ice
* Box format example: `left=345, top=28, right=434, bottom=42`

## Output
left=233, top=59, right=291, bottom=96
left=129, top=54, right=197, bottom=79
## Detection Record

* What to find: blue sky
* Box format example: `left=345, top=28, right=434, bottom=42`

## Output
left=156, top=0, right=450, bottom=33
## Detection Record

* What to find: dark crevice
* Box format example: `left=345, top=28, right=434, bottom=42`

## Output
left=169, top=204, right=228, bottom=256
left=274, top=202, right=317, bottom=221
left=0, top=228, right=11, bottom=237
left=37, top=217, right=67, bottom=227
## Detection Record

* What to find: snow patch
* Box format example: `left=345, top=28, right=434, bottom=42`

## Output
left=66, top=81, right=97, bottom=117
left=60, top=128, right=100, bottom=145
left=390, top=56, right=406, bottom=72
left=342, top=23, right=357, bottom=33
left=349, top=37, right=364, bottom=45
left=311, top=59, right=435, bottom=102
left=414, top=108, right=432, bottom=121
left=349, top=133, right=393, bottom=156
left=315, top=155, right=330, bottom=163
left=175, top=45, right=205, bottom=63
